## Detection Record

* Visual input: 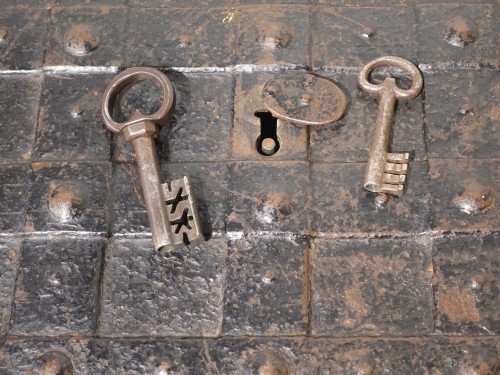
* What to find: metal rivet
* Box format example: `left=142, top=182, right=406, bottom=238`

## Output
left=177, top=35, right=192, bottom=48
left=258, top=25, right=291, bottom=51
left=452, top=187, right=494, bottom=215
left=70, top=105, right=84, bottom=118
left=469, top=274, right=485, bottom=291
left=360, top=27, right=374, bottom=40
left=444, top=16, right=476, bottom=48
left=34, top=351, right=75, bottom=375
left=48, top=182, right=88, bottom=223
left=0, top=28, right=8, bottom=42
left=64, top=24, right=100, bottom=56
left=300, top=93, right=312, bottom=106
left=262, top=270, right=278, bottom=284
left=459, top=104, right=474, bottom=115
left=254, top=350, right=290, bottom=375
left=375, top=193, right=390, bottom=208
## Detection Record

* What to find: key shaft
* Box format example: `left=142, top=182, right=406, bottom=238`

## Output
left=364, top=81, right=397, bottom=193
left=131, top=125, right=173, bottom=250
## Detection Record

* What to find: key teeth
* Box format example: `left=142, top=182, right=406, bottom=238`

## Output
left=380, top=155, right=409, bottom=197
left=380, top=183, right=405, bottom=197
left=385, top=161, right=408, bottom=175
left=383, top=173, right=406, bottom=185
left=161, top=176, right=202, bottom=249
left=387, top=152, right=410, bottom=163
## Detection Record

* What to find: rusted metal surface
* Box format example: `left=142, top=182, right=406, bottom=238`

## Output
left=359, top=56, right=423, bottom=196
left=0, top=1, right=499, bottom=373
left=10, top=237, right=104, bottom=336
left=102, top=67, right=201, bottom=251
left=312, top=237, right=433, bottom=336
left=262, top=73, right=347, bottom=126
left=99, top=238, right=226, bottom=337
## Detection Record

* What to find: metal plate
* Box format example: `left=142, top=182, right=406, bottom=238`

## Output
left=262, top=73, right=347, bottom=126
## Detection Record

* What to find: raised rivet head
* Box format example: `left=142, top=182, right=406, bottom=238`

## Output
left=64, top=24, right=100, bottom=56
left=262, top=269, right=278, bottom=284
left=258, top=24, right=291, bottom=51
left=48, top=182, right=89, bottom=223
left=300, top=93, right=312, bottom=106
left=444, top=16, right=477, bottom=48
left=360, top=27, right=375, bottom=40
left=375, top=192, right=391, bottom=208
left=0, top=28, right=8, bottom=42
left=252, top=350, right=290, bottom=375
left=34, top=351, right=75, bottom=375
left=70, top=105, right=84, bottom=118
left=459, top=104, right=474, bottom=115
left=452, top=187, right=494, bottom=215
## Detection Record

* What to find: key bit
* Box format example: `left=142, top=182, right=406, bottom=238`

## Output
left=358, top=56, right=423, bottom=197
left=101, top=67, right=202, bottom=251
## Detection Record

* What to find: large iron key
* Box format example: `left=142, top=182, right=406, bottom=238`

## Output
left=102, top=67, right=201, bottom=251
left=358, top=56, right=423, bottom=197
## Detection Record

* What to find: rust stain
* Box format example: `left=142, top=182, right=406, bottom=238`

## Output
left=428, top=160, right=441, bottom=180
left=342, top=318, right=355, bottom=328
left=22, top=151, right=31, bottom=161
left=489, top=106, right=500, bottom=121
left=256, top=350, right=290, bottom=375
left=31, top=161, right=54, bottom=172
left=345, top=285, right=368, bottom=317
left=337, top=348, right=371, bottom=362
left=42, top=359, right=64, bottom=375
left=265, top=323, right=279, bottom=336
left=338, top=186, right=357, bottom=209
left=350, top=253, right=408, bottom=278
left=477, top=359, right=500, bottom=375
left=101, top=5, right=111, bottom=14
left=265, top=192, right=292, bottom=221
left=98, top=359, right=109, bottom=367
left=159, top=362, right=171, bottom=370
left=24, top=214, right=34, bottom=233
left=227, top=211, right=252, bottom=232
left=14, top=271, right=27, bottom=304
left=438, top=285, right=481, bottom=323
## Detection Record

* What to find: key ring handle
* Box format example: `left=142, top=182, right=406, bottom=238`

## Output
left=358, top=56, right=423, bottom=100
left=101, top=67, right=176, bottom=134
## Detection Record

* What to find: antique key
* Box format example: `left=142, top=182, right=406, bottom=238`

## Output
left=101, top=67, right=201, bottom=251
left=358, top=56, right=423, bottom=196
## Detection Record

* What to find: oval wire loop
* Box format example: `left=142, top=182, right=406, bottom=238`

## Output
left=358, top=56, right=423, bottom=100
left=101, top=67, right=176, bottom=134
